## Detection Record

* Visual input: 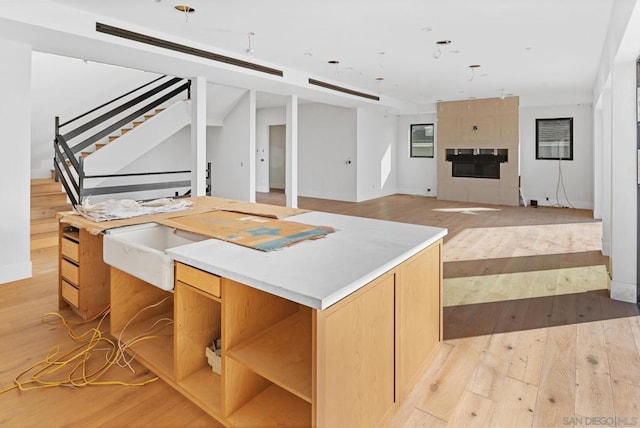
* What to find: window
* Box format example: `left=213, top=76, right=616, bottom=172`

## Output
left=536, top=118, right=573, bottom=160
left=410, top=124, right=434, bottom=158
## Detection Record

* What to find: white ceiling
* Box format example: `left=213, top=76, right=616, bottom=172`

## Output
left=48, top=0, right=613, bottom=107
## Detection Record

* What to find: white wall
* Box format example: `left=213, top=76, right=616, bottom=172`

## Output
left=396, top=113, right=438, bottom=197
left=298, top=103, right=357, bottom=201
left=0, top=39, right=31, bottom=284
left=83, top=127, right=192, bottom=202
left=520, top=104, right=594, bottom=209
left=356, top=109, right=397, bottom=201
left=600, top=86, right=612, bottom=256
left=256, top=106, right=285, bottom=192
left=208, top=90, right=256, bottom=201
left=31, top=52, right=155, bottom=178
left=609, top=61, right=637, bottom=303
left=592, top=0, right=640, bottom=303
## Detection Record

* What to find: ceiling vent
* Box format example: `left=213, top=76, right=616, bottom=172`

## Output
left=308, top=78, right=380, bottom=101
left=96, top=22, right=283, bottom=77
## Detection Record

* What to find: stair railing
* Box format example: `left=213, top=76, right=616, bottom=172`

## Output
left=53, top=75, right=197, bottom=207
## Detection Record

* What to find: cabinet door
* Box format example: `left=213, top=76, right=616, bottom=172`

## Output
left=315, top=272, right=395, bottom=427
left=398, top=241, right=442, bottom=398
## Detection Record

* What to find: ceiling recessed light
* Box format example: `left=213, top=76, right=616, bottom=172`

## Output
left=469, top=64, right=481, bottom=68
left=436, top=99, right=444, bottom=102
left=303, top=52, right=313, bottom=56
left=375, top=77, right=385, bottom=81
left=327, top=60, right=340, bottom=64
left=525, top=47, right=533, bottom=51
left=436, top=40, right=452, bottom=45
left=174, top=5, right=195, bottom=13
left=421, top=27, right=432, bottom=32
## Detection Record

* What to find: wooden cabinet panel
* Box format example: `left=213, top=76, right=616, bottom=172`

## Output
left=61, top=238, right=79, bottom=263
left=176, top=263, right=221, bottom=297
left=398, top=241, right=442, bottom=399
left=58, top=223, right=110, bottom=319
left=315, top=271, right=396, bottom=427
left=61, top=280, right=79, bottom=307
left=60, top=259, right=79, bottom=285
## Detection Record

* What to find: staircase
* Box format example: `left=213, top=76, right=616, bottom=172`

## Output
left=53, top=75, right=202, bottom=207
left=30, top=176, right=71, bottom=250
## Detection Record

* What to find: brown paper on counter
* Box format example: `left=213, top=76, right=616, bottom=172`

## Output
left=56, top=196, right=309, bottom=234
left=56, top=205, right=214, bottom=235
left=158, top=210, right=333, bottom=252
left=190, top=196, right=308, bottom=219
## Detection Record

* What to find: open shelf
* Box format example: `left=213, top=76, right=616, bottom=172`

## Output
left=112, top=312, right=174, bottom=378
left=62, top=227, right=79, bottom=242
left=227, top=384, right=311, bottom=428
left=179, top=366, right=222, bottom=414
left=226, top=310, right=311, bottom=402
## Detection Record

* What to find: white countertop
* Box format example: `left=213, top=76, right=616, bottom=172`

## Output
left=166, top=211, right=447, bottom=310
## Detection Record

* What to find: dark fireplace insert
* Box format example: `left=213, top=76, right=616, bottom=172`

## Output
left=445, top=149, right=508, bottom=179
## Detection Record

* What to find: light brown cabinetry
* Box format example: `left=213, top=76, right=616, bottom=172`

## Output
left=58, top=222, right=110, bottom=320
left=108, top=240, right=443, bottom=427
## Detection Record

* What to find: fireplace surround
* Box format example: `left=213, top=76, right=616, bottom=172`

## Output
left=445, top=149, right=508, bottom=179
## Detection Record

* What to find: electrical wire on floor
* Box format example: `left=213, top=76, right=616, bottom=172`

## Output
left=0, top=298, right=172, bottom=395
left=554, top=157, right=575, bottom=209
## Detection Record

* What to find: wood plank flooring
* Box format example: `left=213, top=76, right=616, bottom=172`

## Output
left=0, top=192, right=638, bottom=427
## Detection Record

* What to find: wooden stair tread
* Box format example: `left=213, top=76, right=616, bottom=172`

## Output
left=31, top=218, right=59, bottom=236
left=30, top=231, right=59, bottom=250
left=31, top=204, right=72, bottom=220
left=31, top=182, right=63, bottom=194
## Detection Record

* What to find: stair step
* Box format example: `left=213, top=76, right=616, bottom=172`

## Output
left=31, top=204, right=72, bottom=221
left=121, top=128, right=132, bottom=135
left=95, top=143, right=106, bottom=150
left=155, top=108, right=165, bottom=114
left=31, top=179, right=63, bottom=195
left=81, top=151, right=91, bottom=158
left=31, top=192, right=68, bottom=208
left=31, top=231, right=59, bottom=250
left=133, top=121, right=144, bottom=127
left=31, top=218, right=59, bottom=235
left=144, top=114, right=155, bottom=120
left=109, top=136, right=119, bottom=142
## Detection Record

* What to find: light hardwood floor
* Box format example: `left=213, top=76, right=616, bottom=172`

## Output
left=0, top=193, right=638, bottom=427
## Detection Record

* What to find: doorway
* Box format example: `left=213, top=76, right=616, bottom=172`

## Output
left=269, top=124, right=286, bottom=190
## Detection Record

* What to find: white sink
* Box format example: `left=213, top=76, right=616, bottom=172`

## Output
left=103, top=223, right=206, bottom=291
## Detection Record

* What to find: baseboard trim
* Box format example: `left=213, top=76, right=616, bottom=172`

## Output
left=610, top=280, right=637, bottom=303
left=0, top=260, right=32, bottom=285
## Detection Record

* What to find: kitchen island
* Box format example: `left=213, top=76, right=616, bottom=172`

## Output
left=59, top=199, right=446, bottom=427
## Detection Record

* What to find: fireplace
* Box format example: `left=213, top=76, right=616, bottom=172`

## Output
left=445, top=149, right=508, bottom=179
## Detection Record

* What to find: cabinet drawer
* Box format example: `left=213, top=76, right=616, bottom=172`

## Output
left=175, top=263, right=220, bottom=297
left=61, top=238, right=79, bottom=263
left=61, top=280, right=79, bottom=307
left=61, top=259, right=79, bottom=285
